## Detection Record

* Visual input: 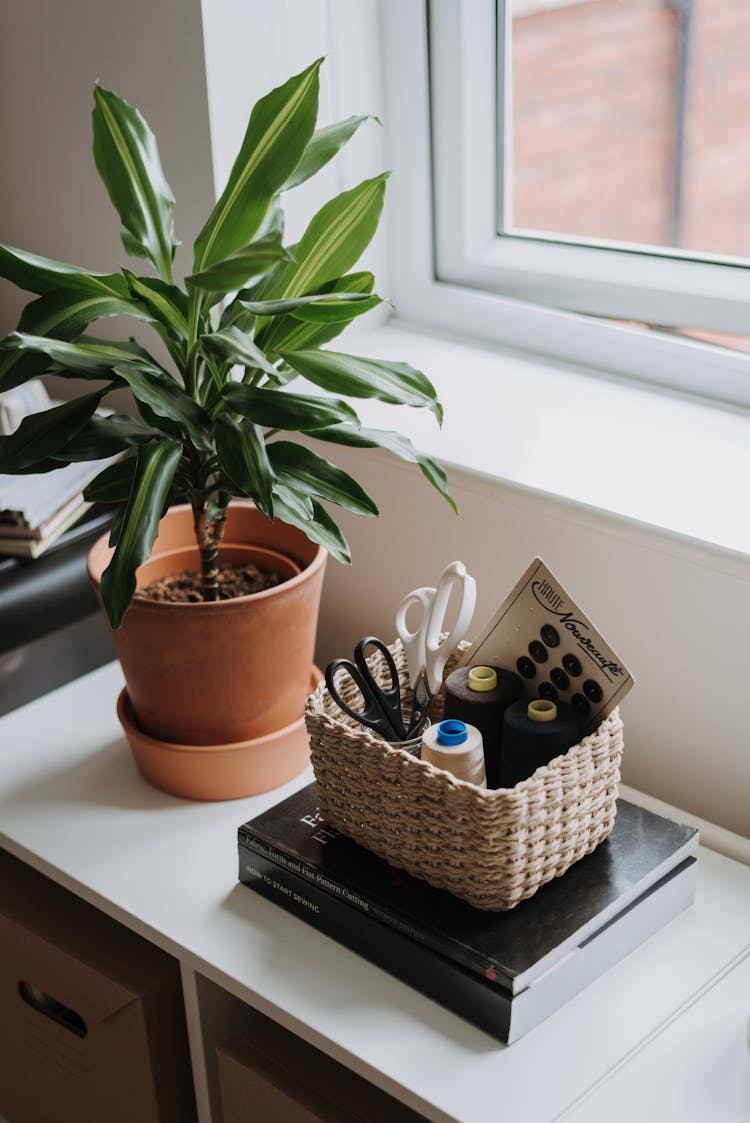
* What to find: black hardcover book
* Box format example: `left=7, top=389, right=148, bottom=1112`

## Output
left=239, top=843, right=697, bottom=1043
left=238, top=783, right=699, bottom=996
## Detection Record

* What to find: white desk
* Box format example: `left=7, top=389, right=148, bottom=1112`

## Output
left=1, top=662, right=748, bottom=1123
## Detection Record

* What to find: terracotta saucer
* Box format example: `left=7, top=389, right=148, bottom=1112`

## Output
left=117, top=666, right=322, bottom=801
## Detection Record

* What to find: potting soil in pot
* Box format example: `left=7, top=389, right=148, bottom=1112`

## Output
left=136, top=563, right=285, bottom=604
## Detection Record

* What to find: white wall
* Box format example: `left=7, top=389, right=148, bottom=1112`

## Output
left=200, top=0, right=388, bottom=292
left=0, top=0, right=215, bottom=352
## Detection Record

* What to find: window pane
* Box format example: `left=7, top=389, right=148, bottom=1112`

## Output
left=510, top=0, right=750, bottom=259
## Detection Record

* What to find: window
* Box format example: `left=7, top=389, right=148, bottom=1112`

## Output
left=381, top=0, right=750, bottom=406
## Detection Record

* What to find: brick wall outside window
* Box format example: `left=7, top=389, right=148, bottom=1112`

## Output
left=512, top=0, right=750, bottom=258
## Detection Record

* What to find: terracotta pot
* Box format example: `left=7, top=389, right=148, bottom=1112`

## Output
left=87, top=501, right=327, bottom=747
left=117, top=667, right=323, bottom=801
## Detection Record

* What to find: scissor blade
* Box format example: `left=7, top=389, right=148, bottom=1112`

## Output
left=407, top=674, right=432, bottom=739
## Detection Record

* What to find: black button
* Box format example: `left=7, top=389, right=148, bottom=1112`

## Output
left=571, top=693, right=591, bottom=715
left=562, top=653, right=582, bottom=677
left=540, top=624, right=560, bottom=648
left=516, top=656, right=537, bottom=679
left=538, top=682, right=558, bottom=702
left=528, top=640, right=548, bottom=663
left=583, top=679, right=603, bottom=702
left=550, top=667, right=569, bottom=691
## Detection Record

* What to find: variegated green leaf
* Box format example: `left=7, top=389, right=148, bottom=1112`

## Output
left=201, top=327, right=278, bottom=379
left=0, top=390, right=103, bottom=472
left=4, top=333, right=153, bottom=377
left=221, top=382, right=359, bottom=430
left=280, top=349, right=443, bottom=423
left=54, top=413, right=159, bottom=461
left=112, top=364, right=211, bottom=449
left=18, top=288, right=151, bottom=335
left=0, top=242, right=129, bottom=297
left=290, top=294, right=382, bottom=324
left=186, top=232, right=290, bottom=294
left=122, top=271, right=188, bottom=338
left=282, top=115, right=375, bottom=190
left=238, top=291, right=372, bottom=317
left=254, top=175, right=387, bottom=307
left=0, top=290, right=151, bottom=393
left=100, top=440, right=183, bottom=626
left=92, top=85, right=177, bottom=280
left=267, top=441, right=377, bottom=516
left=83, top=456, right=138, bottom=502
left=273, top=481, right=313, bottom=520
left=215, top=414, right=274, bottom=518
left=273, top=494, right=350, bottom=564
left=309, top=424, right=457, bottom=513
left=193, top=60, right=322, bottom=271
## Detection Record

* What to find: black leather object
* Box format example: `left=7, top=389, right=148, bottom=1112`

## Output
left=0, top=507, right=116, bottom=655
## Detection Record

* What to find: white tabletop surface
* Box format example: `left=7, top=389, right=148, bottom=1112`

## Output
left=1, top=662, right=749, bottom=1123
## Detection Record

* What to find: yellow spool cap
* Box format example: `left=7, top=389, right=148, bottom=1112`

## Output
left=468, top=666, right=497, bottom=692
left=528, top=699, right=557, bottom=722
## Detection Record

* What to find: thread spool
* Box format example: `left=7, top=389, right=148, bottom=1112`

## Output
left=443, top=665, right=521, bottom=789
left=499, top=698, right=582, bottom=788
left=421, top=719, right=486, bottom=787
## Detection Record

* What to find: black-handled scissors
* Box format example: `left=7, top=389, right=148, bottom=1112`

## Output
left=325, top=637, right=407, bottom=742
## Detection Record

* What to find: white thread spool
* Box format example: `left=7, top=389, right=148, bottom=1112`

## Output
left=421, top=719, right=487, bottom=787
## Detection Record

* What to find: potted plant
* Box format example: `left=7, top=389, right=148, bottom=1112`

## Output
left=0, top=60, right=455, bottom=798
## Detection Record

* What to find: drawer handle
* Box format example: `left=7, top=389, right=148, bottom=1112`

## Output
left=18, top=980, right=87, bottom=1038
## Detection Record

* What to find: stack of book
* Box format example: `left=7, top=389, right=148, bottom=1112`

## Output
left=0, top=381, right=113, bottom=558
left=238, top=784, right=699, bottom=1044
left=0, top=464, right=102, bottom=558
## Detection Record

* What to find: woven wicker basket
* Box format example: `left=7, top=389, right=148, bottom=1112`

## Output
left=305, top=639, right=623, bottom=911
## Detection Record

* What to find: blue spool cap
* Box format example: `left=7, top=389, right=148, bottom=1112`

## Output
left=437, top=719, right=468, bottom=746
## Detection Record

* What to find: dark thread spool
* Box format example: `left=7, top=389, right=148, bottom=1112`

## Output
left=499, top=698, right=582, bottom=788
left=443, top=665, right=521, bottom=789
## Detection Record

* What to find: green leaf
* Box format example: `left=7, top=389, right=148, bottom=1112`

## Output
left=254, top=175, right=387, bottom=306
left=0, top=283, right=148, bottom=394
left=0, top=348, right=50, bottom=394
left=282, top=115, right=375, bottom=190
left=274, top=495, right=350, bottom=564
left=273, top=481, right=313, bottom=520
left=0, top=391, right=103, bottom=472
left=193, top=60, right=322, bottom=271
left=54, top=413, right=159, bottom=461
left=0, top=242, right=129, bottom=297
left=83, top=456, right=138, bottom=502
left=122, top=272, right=188, bottom=338
left=214, top=414, right=274, bottom=518
left=4, top=333, right=152, bottom=377
left=221, top=382, right=359, bottom=430
left=186, top=232, right=290, bottom=294
left=309, top=424, right=458, bottom=513
left=201, top=326, right=279, bottom=378
left=19, top=288, right=151, bottom=338
left=112, top=364, right=211, bottom=449
left=280, top=349, right=443, bottom=423
left=267, top=441, right=377, bottom=516
left=100, top=440, right=182, bottom=627
left=238, top=291, right=373, bottom=317
left=289, top=294, right=382, bottom=324
left=92, top=84, right=177, bottom=281
left=108, top=505, right=127, bottom=548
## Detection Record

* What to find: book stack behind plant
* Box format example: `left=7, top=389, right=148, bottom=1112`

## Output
left=0, top=381, right=115, bottom=558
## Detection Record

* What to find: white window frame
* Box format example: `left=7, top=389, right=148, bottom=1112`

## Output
left=380, top=0, right=750, bottom=409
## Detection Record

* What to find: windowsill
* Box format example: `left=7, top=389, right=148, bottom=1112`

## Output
left=342, top=316, right=750, bottom=565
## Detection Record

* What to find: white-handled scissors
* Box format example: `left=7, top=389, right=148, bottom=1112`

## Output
left=395, top=561, right=477, bottom=735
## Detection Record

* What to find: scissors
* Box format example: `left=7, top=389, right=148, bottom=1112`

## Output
left=395, top=561, right=477, bottom=734
left=325, top=637, right=408, bottom=742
